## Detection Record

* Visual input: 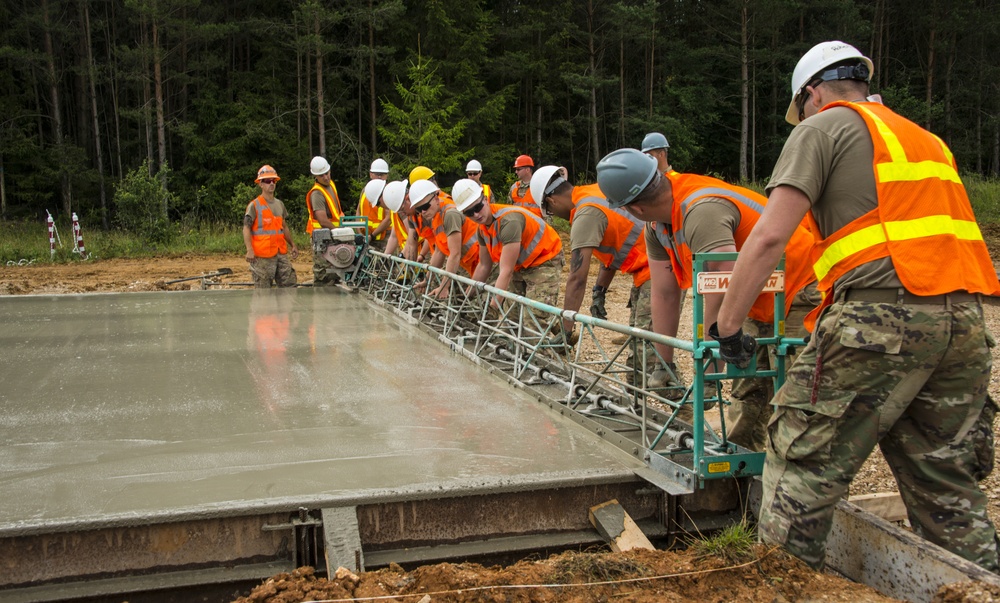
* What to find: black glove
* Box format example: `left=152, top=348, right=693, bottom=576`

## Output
left=708, top=322, right=757, bottom=369
left=590, top=285, right=608, bottom=319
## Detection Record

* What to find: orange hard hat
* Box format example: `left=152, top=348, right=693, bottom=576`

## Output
left=256, top=165, right=281, bottom=182
left=513, top=155, right=534, bottom=168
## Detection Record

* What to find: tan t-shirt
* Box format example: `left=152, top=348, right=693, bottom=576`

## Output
left=246, top=197, right=289, bottom=223
left=643, top=197, right=741, bottom=262
left=766, top=105, right=901, bottom=291
left=442, top=207, right=464, bottom=237
left=477, top=210, right=526, bottom=247
left=570, top=205, right=607, bottom=250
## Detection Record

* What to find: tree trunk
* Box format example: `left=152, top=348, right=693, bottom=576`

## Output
left=619, top=37, right=625, bottom=148
left=42, top=0, right=73, bottom=217
left=739, top=1, right=749, bottom=182
left=315, top=13, right=326, bottom=158
left=142, top=15, right=154, bottom=173
left=104, top=1, right=123, bottom=179
left=587, top=0, right=600, bottom=168
left=81, top=1, right=108, bottom=229
left=368, top=0, right=377, bottom=152
left=648, top=14, right=654, bottom=118
left=153, top=17, right=167, bottom=199
left=926, top=24, right=936, bottom=130
left=1, top=153, right=6, bottom=220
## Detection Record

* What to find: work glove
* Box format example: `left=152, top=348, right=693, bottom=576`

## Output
left=590, top=285, right=608, bottom=320
left=708, top=322, right=757, bottom=369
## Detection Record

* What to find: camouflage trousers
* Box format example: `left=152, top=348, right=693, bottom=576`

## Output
left=509, top=254, right=564, bottom=308
left=250, top=254, right=297, bottom=289
left=758, top=298, right=1000, bottom=572
left=312, top=251, right=341, bottom=287
left=626, top=279, right=657, bottom=378
left=729, top=283, right=820, bottom=451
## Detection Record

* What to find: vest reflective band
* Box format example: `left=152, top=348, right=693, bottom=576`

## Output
left=357, top=193, right=386, bottom=239
left=482, top=184, right=493, bottom=204
left=509, top=181, right=543, bottom=217
left=306, top=183, right=341, bottom=234
left=569, top=184, right=650, bottom=287
left=251, top=196, right=287, bottom=258
left=481, top=204, right=562, bottom=269
left=430, top=201, right=480, bottom=274
left=806, top=101, right=999, bottom=311
left=662, top=172, right=816, bottom=323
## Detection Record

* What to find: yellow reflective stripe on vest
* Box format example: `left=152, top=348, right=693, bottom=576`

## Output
left=813, top=215, right=985, bottom=282
left=856, top=104, right=961, bottom=184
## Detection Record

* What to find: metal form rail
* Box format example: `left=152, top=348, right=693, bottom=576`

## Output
left=358, top=250, right=805, bottom=495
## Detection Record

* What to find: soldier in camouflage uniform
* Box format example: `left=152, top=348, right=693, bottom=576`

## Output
left=714, top=41, right=1000, bottom=572
left=244, top=165, right=298, bottom=289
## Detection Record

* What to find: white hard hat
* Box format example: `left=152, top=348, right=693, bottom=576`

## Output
left=370, top=158, right=389, bottom=174
left=408, top=179, right=440, bottom=208
left=382, top=180, right=408, bottom=213
left=466, top=159, right=483, bottom=172
left=529, top=165, right=564, bottom=209
left=310, top=156, right=331, bottom=176
left=786, top=41, right=873, bottom=126
left=364, top=179, right=388, bottom=208
left=451, top=179, right=484, bottom=211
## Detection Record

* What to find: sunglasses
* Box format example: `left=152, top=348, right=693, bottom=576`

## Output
left=462, top=200, right=486, bottom=217
left=466, top=171, right=481, bottom=176
left=260, top=179, right=277, bottom=185
left=415, top=202, right=434, bottom=213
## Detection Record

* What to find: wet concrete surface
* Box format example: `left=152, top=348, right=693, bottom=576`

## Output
left=0, top=288, right=642, bottom=534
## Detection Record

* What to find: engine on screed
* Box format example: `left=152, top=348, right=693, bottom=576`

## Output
left=311, top=222, right=369, bottom=284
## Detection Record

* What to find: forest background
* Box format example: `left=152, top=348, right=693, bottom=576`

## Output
left=2, top=0, right=1000, bottom=243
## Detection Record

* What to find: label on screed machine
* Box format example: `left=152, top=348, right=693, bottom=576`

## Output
left=707, top=461, right=731, bottom=474
left=697, top=271, right=784, bottom=294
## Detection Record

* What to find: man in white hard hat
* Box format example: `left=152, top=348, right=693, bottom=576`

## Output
left=640, top=132, right=673, bottom=175
left=244, top=165, right=298, bottom=288
left=530, top=165, right=659, bottom=382
left=714, top=41, right=1000, bottom=573
left=456, top=178, right=563, bottom=307
left=305, top=156, right=344, bottom=285
left=381, top=180, right=420, bottom=259
left=465, top=160, right=493, bottom=203
left=357, top=158, right=392, bottom=250
left=410, top=179, right=480, bottom=298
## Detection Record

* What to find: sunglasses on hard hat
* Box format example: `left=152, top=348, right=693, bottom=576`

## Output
left=462, top=200, right=486, bottom=217
left=260, top=179, right=277, bottom=185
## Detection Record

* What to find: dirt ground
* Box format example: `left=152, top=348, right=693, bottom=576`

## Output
left=4, top=242, right=1000, bottom=602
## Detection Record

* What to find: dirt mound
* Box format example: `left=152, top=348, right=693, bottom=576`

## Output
left=233, top=548, right=903, bottom=603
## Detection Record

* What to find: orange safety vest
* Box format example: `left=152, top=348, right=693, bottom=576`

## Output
left=357, top=193, right=386, bottom=240
left=569, top=184, right=650, bottom=287
left=650, top=173, right=816, bottom=324
left=803, top=101, right=1000, bottom=326
left=250, top=196, right=288, bottom=258
left=508, top=181, right=543, bottom=217
left=479, top=204, right=563, bottom=270
left=426, top=197, right=480, bottom=275
left=306, top=182, right=342, bottom=234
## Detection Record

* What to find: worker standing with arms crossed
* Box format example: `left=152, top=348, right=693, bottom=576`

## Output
left=243, top=165, right=298, bottom=288
left=305, top=156, right=343, bottom=285
left=713, top=41, right=1000, bottom=572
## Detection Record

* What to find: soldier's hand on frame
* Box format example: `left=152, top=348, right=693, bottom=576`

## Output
left=708, top=322, right=757, bottom=369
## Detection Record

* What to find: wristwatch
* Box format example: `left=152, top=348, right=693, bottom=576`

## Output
left=592, top=285, right=608, bottom=295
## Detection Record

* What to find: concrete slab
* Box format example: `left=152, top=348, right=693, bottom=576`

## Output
left=0, top=288, right=642, bottom=535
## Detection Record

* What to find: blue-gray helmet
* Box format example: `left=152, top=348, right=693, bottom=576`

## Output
left=596, top=149, right=660, bottom=209
left=640, top=132, right=670, bottom=153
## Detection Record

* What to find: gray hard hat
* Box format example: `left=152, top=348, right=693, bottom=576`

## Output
left=596, top=148, right=660, bottom=209
left=640, top=132, right=670, bottom=153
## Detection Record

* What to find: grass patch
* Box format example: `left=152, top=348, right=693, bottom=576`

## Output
left=550, top=549, right=648, bottom=583
left=965, top=174, right=1000, bottom=224
left=689, top=520, right=757, bottom=564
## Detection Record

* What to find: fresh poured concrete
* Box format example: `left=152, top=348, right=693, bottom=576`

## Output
left=0, top=288, right=642, bottom=535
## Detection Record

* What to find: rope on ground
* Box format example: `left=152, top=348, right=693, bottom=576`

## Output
left=297, top=546, right=781, bottom=603
left=6, top=259, right=35, bottom=266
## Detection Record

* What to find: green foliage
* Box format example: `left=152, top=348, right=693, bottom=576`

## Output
left=965, top=174, right=1000, bottom=224
left=113, top=161, right=174, bottom=244
left=379, top=55, right=469, bottom=175
left=689, top=520, right=757, bottom=564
